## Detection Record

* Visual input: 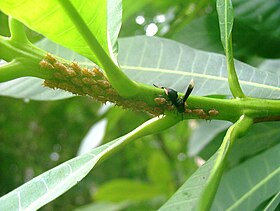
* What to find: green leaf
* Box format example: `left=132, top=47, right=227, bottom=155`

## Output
left=233, top=0, right=280, bottom=40
left=232, top=0, right=280, bottom=58
left=159, top=153, right=218, bottom=211
left=95, top=179, right=162, bottom=202
left=259, top=59, right=280, bottom=74
left=197, top=115, right=252, bottom=211
left=160, top=115, right=253, bottom=211
left=211, top=142, right=280, bottom=211
left=188, top=120, right=232, bottom=157
left=172, top=10, right=280, bottom=59
left=216, top=0, right=234, bottom=50
left=263, top=192, right=280, bottom=211
left=198, top=122, right=280, bottom=168
left=118, top=36, right=280, bottom=99
left=35, top=39, right=93, bottom=64
left=0, top=115, right=179, bottom=210
left=217, top=0, right=245, bottom=98
left=0, top=77, right=73, bottom=100
left=234, top=0, right=280, bottom=59
left=228, top=122, right=280, bottom=168
left=0, top=0, right=120, bottom=65
left=108, top=0, right=122, bottom=59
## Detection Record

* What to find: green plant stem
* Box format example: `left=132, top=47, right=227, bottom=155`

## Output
left=0, top=60, right=28, bottom=81
left=9, top=18, right=29, bottom=43
left=57, top=0, right=139, bottom=98
left=99, top=114, right=181, bottom=163
left=217, top=0, right=245, bottom=98
left=226, top=35, right=245, bottom=98
left=0, top=36, right=50, bottom=82
left=197, top=115, right=253, bottom=211
left=185, top=95, right=280, bottom=123
left=0, top=18, right=53, bottom=81
left=1, top=27, right=279, bottom=122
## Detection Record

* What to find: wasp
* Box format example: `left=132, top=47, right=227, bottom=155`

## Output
left=153, top=80, right=194, bottom=113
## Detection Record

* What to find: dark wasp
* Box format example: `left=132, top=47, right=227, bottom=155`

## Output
left=153, top=80, right=194, bottom=113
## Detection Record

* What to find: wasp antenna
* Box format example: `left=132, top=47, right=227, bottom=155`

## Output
left=182, top=79, right=194, bottom=102
left=153, top=84, right=163, bottom=89
left=189, top=79, right=195, bottom=89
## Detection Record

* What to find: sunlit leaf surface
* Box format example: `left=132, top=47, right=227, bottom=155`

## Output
left=0, top=77, right=73, bottom=100
left=0, top=0, right=121, bottom=64
left=118, top=36, right=280, bottom=99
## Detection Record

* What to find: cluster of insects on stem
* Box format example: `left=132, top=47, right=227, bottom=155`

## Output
left=153, top=80, right=219, bottom=119
left=40, top=53, right=218, bottom=118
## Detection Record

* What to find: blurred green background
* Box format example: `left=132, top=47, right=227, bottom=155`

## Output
left=1, top=0, right=279, bottom=209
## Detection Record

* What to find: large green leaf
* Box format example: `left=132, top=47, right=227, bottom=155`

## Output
left=160, top=134, right=280, bottom=211
left=263, top=192, right=280, bottom=211
left=2, top=36, right=280, bottom=100
left=216, top=0, right=234, bottom=50
left=107, top=0, right=122, bottom=59
left=160, top=115, right=253, bottom=211
left=196, top=116, right=252, bottom=211
left=232, top=0, right=280, bottom=59
left=259, top=59, right=280, bottom=74
left=0, top=77, right=73, bottom=100
left=211, top=142, right=280, bottom=210
left=233, top=0, right=280, bottom=39
left=118, top=36, right=280, bottom=99
left=188, top=120, right=232, bottom=157
left=198, top=122, right=280, bottom=168
left=159, top=153, right=218, bottom=211
left=228, top=122, right=280, bottom=168
left=0, top=0, right=121, bottom=64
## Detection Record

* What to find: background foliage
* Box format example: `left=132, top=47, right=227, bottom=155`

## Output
left=0, top=0, right=280, bottom=210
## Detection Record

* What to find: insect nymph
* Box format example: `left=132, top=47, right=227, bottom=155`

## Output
left=153, top=80, right=194, bottom=113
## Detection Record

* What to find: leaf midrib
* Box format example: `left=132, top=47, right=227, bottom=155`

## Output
left=226, top=166, right=280, bottom=211
left=121, top=65, right=280, bottom=92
